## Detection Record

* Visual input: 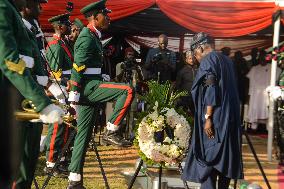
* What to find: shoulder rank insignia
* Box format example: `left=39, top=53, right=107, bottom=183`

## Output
left=52, top=69, right=63, bottom=80
left=73, top=63, right=86, bottom=72
left=5, top=59, right=26, bottom=75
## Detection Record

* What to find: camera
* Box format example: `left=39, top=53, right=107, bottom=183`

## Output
left=152, top=52, right=163, bottom=62
left=120, top=58, right=141, bottom=83
left=152, top=52, right=171, bottom=63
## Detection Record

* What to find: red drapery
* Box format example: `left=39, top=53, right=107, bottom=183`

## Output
left=156, top=0, right=277, bottom=37
left=40, top=0, right=282, bottom=37
left=40, top=0, right=155, bottom=31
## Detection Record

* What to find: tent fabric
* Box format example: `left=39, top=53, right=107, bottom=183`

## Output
left=40, top=0, right=155, bottom=31
left=156, top=0, right=278, bottom=37
left=40, top=0, right=282, bottom=37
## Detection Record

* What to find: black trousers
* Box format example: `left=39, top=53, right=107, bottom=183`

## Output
left=201, top=169, right=231, bottom=189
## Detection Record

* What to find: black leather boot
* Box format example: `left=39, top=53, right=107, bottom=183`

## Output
left=58, top=160, right=69, bottom=173
left=67, top=181, right=85, bottom=189
left=102, top=130, right=132, bottom=147
left=43, top=166, right=68, bottom=178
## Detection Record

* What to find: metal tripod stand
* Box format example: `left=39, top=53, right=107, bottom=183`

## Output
left=232, top=128, right=272, bottom=189
left=39, top=123, right=110, bottom=189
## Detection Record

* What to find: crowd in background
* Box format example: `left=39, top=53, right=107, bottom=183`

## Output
left=103, top=35, right=284, bottom=133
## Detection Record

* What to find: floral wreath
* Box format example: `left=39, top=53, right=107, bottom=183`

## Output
left=137, top=103, right=191, bottom=165
left=135, top=81, right=193, bottom=166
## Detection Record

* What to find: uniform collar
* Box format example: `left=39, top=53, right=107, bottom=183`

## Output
left=87, top=24, right=102, bottom=39
left=53, top=34, right=63, bottom=41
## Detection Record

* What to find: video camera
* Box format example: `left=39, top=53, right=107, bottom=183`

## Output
left=152, top=52, right=171, bottom=63
left=121, top=58, right=141, bottom=71
left=121, top=58, right=141, bottom=83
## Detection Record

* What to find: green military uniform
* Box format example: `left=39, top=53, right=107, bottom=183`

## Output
left=0, top=0, right=51, bottom=187
left=45, top=13, right=73, bottom=168
left=67, top=1, right=133, bottom=184
left=15, top=11, right=52, bottom=187
left=279, top=70, right=284, bottom=87
left=0, top=0, right=51, bottom=110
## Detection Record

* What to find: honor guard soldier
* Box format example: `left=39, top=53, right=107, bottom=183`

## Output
left=67, top=18, right=85, bottom=48
left=44, top=13, right=73, bottom=176
left=67, top=0, right=134, bottom=187
left=0, top=0, right=64, bottom=187
left=16, top=0, right=70, bottom=187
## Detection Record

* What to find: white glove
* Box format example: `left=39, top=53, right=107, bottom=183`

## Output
left=39, top=104, right=65, bottom=124
left=36, top=75, right=49, bottom=86
left=48, top=83, right=68, bottom=100
left=102, top=74, right=110, bottom=82
left=68, top=91, right=80, bottom=102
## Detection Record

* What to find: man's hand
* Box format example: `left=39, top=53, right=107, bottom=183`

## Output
left=204, top=119, right=214, bottom=139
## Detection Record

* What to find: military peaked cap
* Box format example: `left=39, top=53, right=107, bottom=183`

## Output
left=80, top=0, right=111, bottom=17
left=73, top=18, right=84, bottom=30
left=48, top=13, right=71, bottom=26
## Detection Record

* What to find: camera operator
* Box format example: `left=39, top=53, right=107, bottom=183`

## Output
left=115, top=47, right=144, bottom=138
left=145, top=34, right=176, bottom=83
left=116, top=47, right=144, bottom=85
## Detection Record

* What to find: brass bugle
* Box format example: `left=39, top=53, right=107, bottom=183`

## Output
left=14, top=99, right=75, bottom=123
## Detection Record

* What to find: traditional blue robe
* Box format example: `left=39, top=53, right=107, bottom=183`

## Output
left=182, top=51, right=243, bottom=182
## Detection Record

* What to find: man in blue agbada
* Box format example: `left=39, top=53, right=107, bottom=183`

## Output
left=182, top=32, right=243, bottom=189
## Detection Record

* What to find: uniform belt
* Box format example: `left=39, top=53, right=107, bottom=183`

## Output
left=84, top=68, right=101, bottom=75
left=62, top=70, right=71, bottom=74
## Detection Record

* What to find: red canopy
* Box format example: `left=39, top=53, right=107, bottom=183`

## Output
left=40, top=0, right=282, bottom=37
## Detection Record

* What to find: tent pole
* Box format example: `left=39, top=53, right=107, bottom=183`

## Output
left=267, top=10, right=280, bottom=161
left=179, top=34, right=185, bottom=53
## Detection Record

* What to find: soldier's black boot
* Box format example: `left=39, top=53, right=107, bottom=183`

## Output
left=67, top=181, right=85, bottom=189
left=44, top=166, right=68, bottom=178
left=58, top=160, right=69, bottom=174
left=102, top=130, right=132, bottom=147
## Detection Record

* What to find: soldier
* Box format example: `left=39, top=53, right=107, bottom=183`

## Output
left=67, top=18, right=85, bottom=48
left=0, top=0, right=64, bottom=187
left=44, top=13, right=73, bottom=176
left=15, top=0, right=70, bottom=187
left=67, top=0, right=134, bottom=187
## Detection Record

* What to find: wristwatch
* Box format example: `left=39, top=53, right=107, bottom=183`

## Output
left=205, top=114, right=212, bottom=120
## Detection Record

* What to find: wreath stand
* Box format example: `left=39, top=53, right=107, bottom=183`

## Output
left=127, top=159, right=189, bottom=189
left=128, top=130, right=190, bottom=189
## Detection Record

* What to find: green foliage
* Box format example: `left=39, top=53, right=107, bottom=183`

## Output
left=139, top=81, right=188, bottom=111
left=135, top=81, right=193, bottom=167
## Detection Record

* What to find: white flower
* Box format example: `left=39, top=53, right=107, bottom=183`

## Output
left=137, top=105, right=191, bottom=165
left=163, top=137, right=172, bottom=144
